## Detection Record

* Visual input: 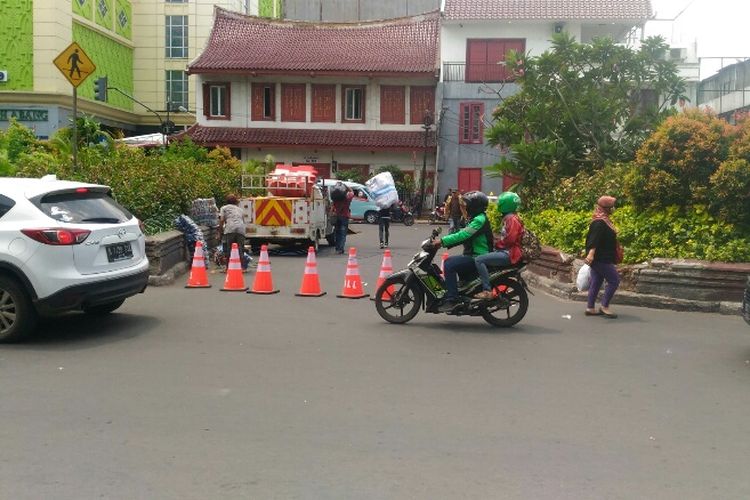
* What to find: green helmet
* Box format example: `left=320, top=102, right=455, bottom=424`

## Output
left=497, top=191, right=521, bottom=214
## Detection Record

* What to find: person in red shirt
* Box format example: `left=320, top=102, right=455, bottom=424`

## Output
left=330, top=182, right=354, bottom=254
left=473, top=192, right=524, bottom=299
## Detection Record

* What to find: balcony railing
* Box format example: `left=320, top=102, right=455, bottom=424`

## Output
left=442, top=61, right=513, bottom=83
left=443, top=62, right=466, bottom=82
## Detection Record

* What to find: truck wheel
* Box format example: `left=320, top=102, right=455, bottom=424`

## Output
left=0, top=275, right=38, bottom=342
left=365, top=211, right=378, bottom=224
left=326, top=234, right=335, bottom=246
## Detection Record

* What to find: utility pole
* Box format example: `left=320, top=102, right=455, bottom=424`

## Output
left=418, top=111, right=434, bottom=217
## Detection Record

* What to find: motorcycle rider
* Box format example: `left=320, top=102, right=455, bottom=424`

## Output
left=431, top=191, right=494, bottom=313
left=473, top=192, right=525, bottom=299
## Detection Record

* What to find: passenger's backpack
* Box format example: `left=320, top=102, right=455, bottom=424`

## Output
left=520, top=228, right=542, bottom=261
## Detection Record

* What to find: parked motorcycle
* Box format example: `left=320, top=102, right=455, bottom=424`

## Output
left=390, top=201, right=415, bottom=226
left=429, top=203, right=446, bottom=224
left=374, top=228, right=531, bottom=327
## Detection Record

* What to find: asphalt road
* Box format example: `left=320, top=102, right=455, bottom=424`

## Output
left=2, top=223, right=749, bottom=499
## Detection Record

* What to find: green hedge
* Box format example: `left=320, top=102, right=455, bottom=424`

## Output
left=507, top=205, right=750, bottom=264
left=13, top=139, right=243, bottom=232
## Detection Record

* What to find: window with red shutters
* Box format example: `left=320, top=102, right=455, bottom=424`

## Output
left=281, top=83, right=306, bottom=122
left=202, top=82, right=230, bottom=120
left=380, top=85, right=405, bottom=124
left=410, top=86, right=435, bottom=125
left=311, top=84, right=336, bottom=123
left=459, top=102, right=484, bottom=144
left=466, top=39, right=525, bottom=83
left=251, top=83, right=275, bottom=121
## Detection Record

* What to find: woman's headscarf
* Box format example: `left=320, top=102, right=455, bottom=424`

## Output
left=592, top=196, right=616, bottom=232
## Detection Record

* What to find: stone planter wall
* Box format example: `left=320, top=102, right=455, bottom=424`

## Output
left=145, top=226, right=219, bottom=286
left=523, top=246, right=749, bottom=314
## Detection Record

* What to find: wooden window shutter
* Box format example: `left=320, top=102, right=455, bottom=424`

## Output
left=281, top=83, right=306, bottom=122
left=410, top=86, right=435, bottom=125
left=380, top=86, right=405, bottom=124
left=202, top=82, right=209, bottom=117
left=312, top=84, right=336, bottom=122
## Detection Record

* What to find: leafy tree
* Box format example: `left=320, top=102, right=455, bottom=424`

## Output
left=486, top=34, right=688, bottom=195
left=624, top=109, right=735, bottom=210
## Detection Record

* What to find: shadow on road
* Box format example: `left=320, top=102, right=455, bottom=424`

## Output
left=1, top=312, right=160, bottom=351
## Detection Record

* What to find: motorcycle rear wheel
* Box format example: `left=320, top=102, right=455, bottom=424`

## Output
left=481, top=277, right=528, bottom=327
left=374, top=275, right=422, bottom=324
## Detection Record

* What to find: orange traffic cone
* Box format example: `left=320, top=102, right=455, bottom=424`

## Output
left=440, top=251, right=449, bottom=276
left=185, top=241, right=211, bottom=288
left=337, top=247, right=369, bottom=299
left=248, top=244, right=279, bottom=294
left=221, top=243, right=248, bottom=292
left=371, top=249, right=394, bottom=301
left=295, top=246, right=326, bottom=297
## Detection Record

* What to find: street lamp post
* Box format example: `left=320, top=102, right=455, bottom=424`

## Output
left=418, top=111, right=434, bottom=217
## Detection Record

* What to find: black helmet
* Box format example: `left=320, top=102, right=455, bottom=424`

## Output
left=463, top=190, right=489, bottom=217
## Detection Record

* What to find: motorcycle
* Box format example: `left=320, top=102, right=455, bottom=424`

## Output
left=390, top=201, right=415, bottom=226
left=429, top=203, right=446, bottom=224
left=374, top=228, right=532, bottom=327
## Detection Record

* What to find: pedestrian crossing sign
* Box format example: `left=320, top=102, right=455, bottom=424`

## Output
left=53, top=42, right=96, bottom=88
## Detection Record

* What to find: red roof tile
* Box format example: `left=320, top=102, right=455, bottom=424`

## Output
left=188, top=8, right=440, bottom=76
left=179, top=125, right=437, bottom=151
left=444, top=0, right=652, bottom=21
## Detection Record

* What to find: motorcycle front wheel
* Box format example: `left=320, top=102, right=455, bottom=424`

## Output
left=403, top=214, right=415, bottom=226
left=481, top=277, right=529, bottom=327
left=374, top=275, right=422, bottom=324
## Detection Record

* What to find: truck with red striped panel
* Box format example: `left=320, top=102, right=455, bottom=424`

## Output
left=240, top=173, right=333, bottom=252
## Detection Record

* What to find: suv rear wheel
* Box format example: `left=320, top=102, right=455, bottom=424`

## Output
left=0, top=275, right=38, bottom=342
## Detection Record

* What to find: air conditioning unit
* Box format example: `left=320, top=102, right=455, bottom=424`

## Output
left=0, top=70, right=8, bottom=82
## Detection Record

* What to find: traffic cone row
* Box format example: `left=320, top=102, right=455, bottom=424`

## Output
left=186, top=244, right=396, bottom=300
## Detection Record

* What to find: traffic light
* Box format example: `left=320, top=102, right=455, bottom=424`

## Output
left=93, top=76, right=108, bottom=102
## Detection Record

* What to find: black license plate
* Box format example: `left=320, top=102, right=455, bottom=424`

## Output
left=106, top=242, right=133, bottom=262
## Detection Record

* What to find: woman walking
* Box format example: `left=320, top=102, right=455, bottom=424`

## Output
left=584, top=196, right=621, bottom=318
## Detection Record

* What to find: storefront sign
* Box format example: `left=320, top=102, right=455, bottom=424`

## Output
left=0, top=109, right=49, bottom=122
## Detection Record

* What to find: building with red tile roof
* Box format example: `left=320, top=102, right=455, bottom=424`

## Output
left=184, top=8, right=440, bottom=195
left=437, top=0, right=652, bottom=199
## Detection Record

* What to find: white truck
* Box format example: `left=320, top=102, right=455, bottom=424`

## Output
left=239, top=169, right=334, bottom=251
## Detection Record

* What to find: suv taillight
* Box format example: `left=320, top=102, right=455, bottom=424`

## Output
left=21, top=228, right=91, bottom=245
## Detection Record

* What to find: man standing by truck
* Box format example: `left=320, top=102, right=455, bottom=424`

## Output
left=330, top=182, right=354, bottom=254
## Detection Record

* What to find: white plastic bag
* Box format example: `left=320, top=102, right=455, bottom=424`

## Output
left=366, top=172, right=399, bottom=209
left=576, top=264, right=592, bottom=292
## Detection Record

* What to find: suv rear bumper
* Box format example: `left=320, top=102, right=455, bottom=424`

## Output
left=34, top=269, right=149, bottom=315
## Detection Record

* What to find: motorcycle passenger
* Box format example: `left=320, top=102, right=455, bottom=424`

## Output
left=473, top=192, right=525, bottom=299
left=432, top=191, right=494, bottom=312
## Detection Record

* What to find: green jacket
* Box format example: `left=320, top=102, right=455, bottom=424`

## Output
left=441, top=212, right=493, bottom=256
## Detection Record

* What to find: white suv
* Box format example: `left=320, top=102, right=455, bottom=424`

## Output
left=0, top=176, right=149, bottom=341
